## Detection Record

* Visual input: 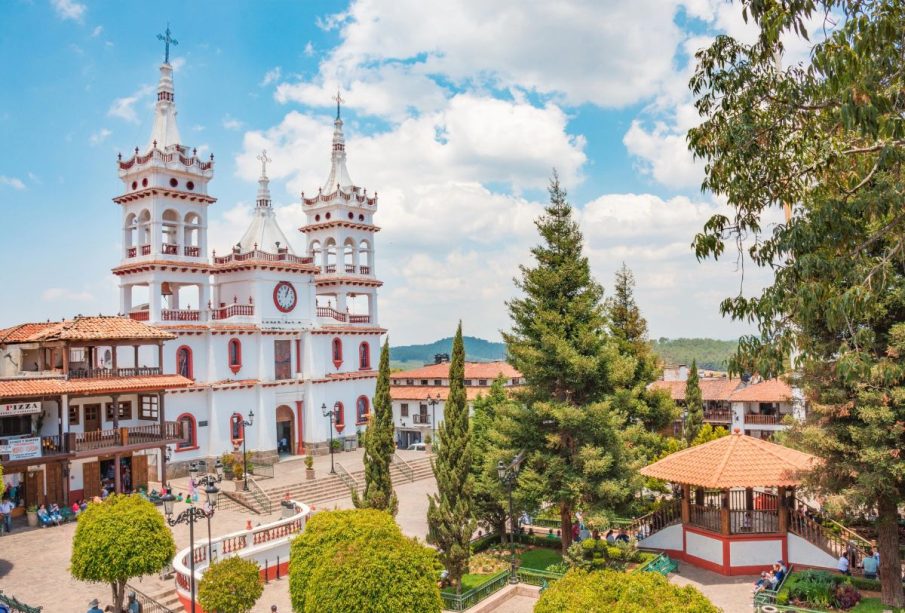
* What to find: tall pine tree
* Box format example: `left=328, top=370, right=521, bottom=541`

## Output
left=503, top=173, right=635, bottom=553
left=352, top=339, right=398, bottom=516
left=427, top=323, right=474, bottom=592
left=683, top=360, right=704, bottom=443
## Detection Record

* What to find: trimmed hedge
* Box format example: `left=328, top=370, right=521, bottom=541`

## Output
left=197, top=556, right=263, bottom=613
left=535, top=568, right=718, bottom=613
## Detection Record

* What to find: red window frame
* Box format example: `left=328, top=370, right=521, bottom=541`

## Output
left=356, top=395, right=370, bottom=424
left=334, top=401, right=345, bottom=433
left=176, top=413, right=198, bottom=451
left=332, top=337, right=343, bottom=368
left=176, top=345, right=193, bottom=380
left=358, top=342, right=370, bottom=370
left=230, top=413, right=245, bottom=444
left=228, top=338, right=242, bottom=374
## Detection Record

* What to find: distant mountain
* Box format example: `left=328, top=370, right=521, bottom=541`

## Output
left=651, top=337, right=738, bottom=371
left=391, top=336, right=506, bottom=367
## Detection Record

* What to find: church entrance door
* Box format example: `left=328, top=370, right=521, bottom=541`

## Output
left=275, top=405, right=295, bottom=456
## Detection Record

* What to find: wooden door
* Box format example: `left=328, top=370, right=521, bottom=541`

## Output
left=45, top=463, right=63, bottom=506
left=84, top=404, right=101, bottom=432
left=132, top=455, right=148, bottom=491
left=83, top=461, right=101, bottom=499
left=25, top=470, right=43, bottom=508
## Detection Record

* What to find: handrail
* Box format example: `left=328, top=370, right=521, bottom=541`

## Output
left=246, top=476, right=273, bottom=514
left=68, top=366, right=162, bottom=379
left=788, top=514, right=867, bottom=566
left=392, top=453, right=415, bottom=482
left=213, top=249, right=313, bottom=266
left=440, top=570, right=511, bottom=612
left=793, top=497, right=873, bottom=552
left=335, top=462, right=359, bottom=493
left=0, top=590, right=43, bottom=613
left=630, top=499, right=681, bottom=539
left=125, top=583, right=177, bottom=613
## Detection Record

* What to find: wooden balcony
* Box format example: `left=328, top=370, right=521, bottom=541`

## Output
left=703, top=409, right=732, bottom=423
left=744, top=413, right=782, bottom=425
left=68, top=367, right=162, bottom=379
left=72, top=422, right=182, bottom=453
left=413, top=414, right=431, bottom=425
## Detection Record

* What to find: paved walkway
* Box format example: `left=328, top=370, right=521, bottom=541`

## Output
left=669, top=563, right=757, bottom=612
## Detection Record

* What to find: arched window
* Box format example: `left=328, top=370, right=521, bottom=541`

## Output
left=230, top=413, right=245, bottom=443
left=358, top=342, right=370, bottom=370
left=332, top=337, right=343, bottom=368
left=176, top=345, right=193, bottom=379
left=356, top=396, right=370, bottom=424
left=334, top=401, right=345, bottom=432
left=176, top=413, right=197, bottom=450
left=228, top=338, right=242, bottom=374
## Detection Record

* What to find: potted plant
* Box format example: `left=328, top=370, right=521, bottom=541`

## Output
left=330, top=439, right=341, bottom=453
left=304, top=455, right=315, bottom=480
left=423, top=433, right=432, bottom=453
left=26, top=504, right=38, bottom=527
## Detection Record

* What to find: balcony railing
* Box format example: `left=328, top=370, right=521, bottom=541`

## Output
left=324, top=264, right=337, bottom=274
left=141, top=245, right=151, bottom=255
left=161, top=309, right=200, bottom=321
left=359, top=265, right=370, bottom=274
left=126, top=247, right=137, bottom=258
left=212, top=304, right=254, bottom=320
left=413, top=414, right=431, bottom=425
left=703, top=409, right=732, bottom=423
left=161, top=243, right=178, bottom=255
left=72, top=422, right=182, bottom=452
left=184, top=245, right=200, bottom=257
left=213, top=249, right=313, bottom=266
left=68, top=367, right=162, bottom=379
left=345, top=264, right=356, bottom=273
left=128, top=310, right=149, bottom=321
left=689, top=504, right=722, bottom=533
left=349, top=314, right=371, bottom=324
left=745, top=413, right=782, bottom=425
left=317, top=306, right=346, bottom=322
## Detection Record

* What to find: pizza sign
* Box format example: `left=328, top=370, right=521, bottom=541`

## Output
left=0, top=401, right=41, bottom=416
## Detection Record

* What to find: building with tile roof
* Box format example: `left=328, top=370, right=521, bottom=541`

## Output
left=389, top=360, right=522, bottom=448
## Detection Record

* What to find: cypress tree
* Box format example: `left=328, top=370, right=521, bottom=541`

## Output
left=353, top=339, right=398, bottom=516
left=684, top=360, right=703, bottom=444
left=427, top=323, right=475, bottom=593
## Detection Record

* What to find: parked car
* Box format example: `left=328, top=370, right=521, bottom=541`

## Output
left=407, top=442, right=427, bottom=451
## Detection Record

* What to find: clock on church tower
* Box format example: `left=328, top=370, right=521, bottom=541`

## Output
left=273, top=281, right=297, bottom=313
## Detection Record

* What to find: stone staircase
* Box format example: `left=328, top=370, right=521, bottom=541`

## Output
left=132, top=583, right=184, bottom=612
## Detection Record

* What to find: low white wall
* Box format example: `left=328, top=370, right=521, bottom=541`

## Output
left=730, top=538, right=782, bottom=567
left=639, top=523, right=682, bottom=551
left=788, top=533, right=837, bottom=569
left=686, top=530, right=723, bottom=565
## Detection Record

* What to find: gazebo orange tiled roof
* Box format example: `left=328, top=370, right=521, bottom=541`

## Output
left=640, top=432, right=817, bottom=488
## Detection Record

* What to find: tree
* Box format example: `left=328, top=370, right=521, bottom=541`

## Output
left=427, top=323, right=475, bottom=592
left=608, top=262, right=647, bottom=346
left=289, top=509, right=402, bottom=612
left=353, top=339, right=398, bottom=515
left=70, top=495, right=175, bottom=613
left=535, top=569, right=718, bottom=613
left=683, top=360, right=703, bottom=443
left=688, top=2, right=905, bottom=604
left=197, top=556, right=263, bottom=613
left=304, top=534, right=441, bottom=613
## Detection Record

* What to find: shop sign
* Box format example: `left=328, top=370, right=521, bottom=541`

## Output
left=0, top=437, right=42, bottom=460
left=0, top=401, right=41, bottom=416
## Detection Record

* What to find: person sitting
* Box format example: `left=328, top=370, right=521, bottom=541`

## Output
left=753, top=570, right=775, bottom=593
left=72, top=501, right=81, bottom=516
left=37, top=505, right=57, bottom=527
left=50, top=503, right=64, bottom=524
left=773, top=562, right=786, bottom=585
left=615, top=529, right=630, bottom=543
left=862, top=549, right=879, bottom=579
left=87, top=598, right=103, bottom=613
left=605, top=529, right=616, bottom=544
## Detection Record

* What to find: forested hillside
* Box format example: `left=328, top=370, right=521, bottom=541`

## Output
left=651, top=337, right=737, bottom=371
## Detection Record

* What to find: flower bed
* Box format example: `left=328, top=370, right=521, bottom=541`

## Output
left=776, top=570, right=869, bottom=611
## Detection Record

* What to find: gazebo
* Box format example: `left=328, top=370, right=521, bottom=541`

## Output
left=635, top=432, right=838, bottom=575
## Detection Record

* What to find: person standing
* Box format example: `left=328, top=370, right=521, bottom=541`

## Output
left=837, top=553, right=850, bottom=576
left=126, top=591, right=142, bottom=613
left=0, top=496, right=13, bottom=534
left=86, top=598, right=103, bottom=613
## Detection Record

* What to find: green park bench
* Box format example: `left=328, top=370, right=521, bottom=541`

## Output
left=753, top=564, right=794, bottom=607
left=643, top=553, right=679, bottom=576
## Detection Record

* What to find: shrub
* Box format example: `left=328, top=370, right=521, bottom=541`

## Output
left=833, top=583, right=862, bottom=610
left=304, top=455, right=314, bottom=469
left=197, top=556, right=263, bottom=613
left=535, top=569, right=718, bottom=613
left=468, top=552, right=509, bottom=575
left=564, top=538, right=640, bottom=571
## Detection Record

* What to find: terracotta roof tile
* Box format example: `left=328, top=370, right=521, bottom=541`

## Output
left=649, top=377, right=792, bottom=403
left=0, top=316, right=175, bottom=343
left=729, top=379, right=792, bottom=402
left=0, top=374, right=193, bottom=399
left=390, top=385, right=509, bottom=402
left=639, top=433, right=817, bottom=488
left=392, top=361, right=521, bottom=380
left=0, top=323, right=59, bottom=343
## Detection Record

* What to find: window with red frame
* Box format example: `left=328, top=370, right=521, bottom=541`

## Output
left=358, top=342, right=370, bottom=369
left=176, top=345, right=193, bottom=379
left=177, top=413, right=197, bottom=450
left=228, top=338, right=242, bottom=373
left=332, top=337, right=343, bottom=367
left=356, top=396, right=370, bottom=423
left=334, top=401, right=345, bottom=431
left=230, top=413, right=245, bottom=442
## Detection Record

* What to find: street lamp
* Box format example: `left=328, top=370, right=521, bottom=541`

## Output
left=161, top=482, right=219, bottom=613
left=241, top=410, right=254, bottom=492
left=196, top=467, right=223, bottom=561
left=497, top=450, right=525, bottom=584
left=426, top=393, right=440, bottom=441
left=321, top=402, right=340, bottom=474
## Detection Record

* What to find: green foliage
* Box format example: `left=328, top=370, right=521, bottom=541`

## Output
left=305, top=535, right=441, bottom=613
left=534, top=568, right=719, bottom=613
left=688, top=1, right=905, bottom=605
left=70, top=495, right=175, bottom=613
left=289, top=509, right=402, bottom=612
left=469, top=376, right=514, bottom=538
left=197, top=556, right=263, bottom=613
left=684, top=360, right=703, bottom=443
left=651, top=338, right=737, bottom=371
left=563, top=538, right=641, bottom=572
left=390, top=335, right=507, bottom=364
left=427, top=323, right=476, bottom=591
left=353, top=339, right=398, bottom=515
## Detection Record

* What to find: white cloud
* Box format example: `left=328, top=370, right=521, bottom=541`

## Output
left=170, top=57, right=186, bottom=72
left=51, top=0, right=86, bottom=22
left=89, top=128, right=112, bottom=146
left=42, top=287, right=94, bottom=302
left=623, top=120, right=704, bottom=189
left=91, top=25, right=103, bottom=37
left=107, top=85, right=153, bottom=123
left=0, top=176, right=26, bottom=190
left=222, top=115, right=243, bottom=131
left=260, top=66, right=282, bottom=87
left=303, top=41, right=315, bottom=57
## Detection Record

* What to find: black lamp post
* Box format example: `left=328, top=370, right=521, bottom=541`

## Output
left=161, top=482, right=220, bottom=613
left=321, top=402, right=340, bottom=474
left=426, top=393, right=440, bottom=441
left=196, top=461, right=223, bottom=561
left=497, top=450, right=525, bottom=584
left=241, top=410, right=254, bottom=491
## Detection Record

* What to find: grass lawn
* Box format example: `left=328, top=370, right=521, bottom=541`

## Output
left=851, top=598, right=905, bottom=613
left=519, top=547, right=563, bottom=570
left=441, top=572, right=506, bottom=594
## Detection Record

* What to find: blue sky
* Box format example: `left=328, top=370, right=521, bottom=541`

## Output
left=0, top=0, right=804, bottom=345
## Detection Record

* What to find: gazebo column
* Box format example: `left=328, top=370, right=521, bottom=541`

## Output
left=720, top=489, right=731, bottom=536
left=681, top=484, right=690, bottom=524
left=778, top=486, right=789, bottom=533
left=745, top=487, right=754, bottom=511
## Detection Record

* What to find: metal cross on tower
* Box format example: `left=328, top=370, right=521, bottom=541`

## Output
left=157, top=24, right=179, bottom=64
left=257, top=149, right=272, bottom=177
left=333, top=89, right=345, bottom=120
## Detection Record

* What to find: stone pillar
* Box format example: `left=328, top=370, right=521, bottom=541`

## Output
left=121, top=284, right=133, bottom=316
left=199, top=282, right=210, bottom=322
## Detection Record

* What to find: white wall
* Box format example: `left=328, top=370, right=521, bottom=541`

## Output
left=686, top=530, right=723, bottom=565
left=639, top=523, right=682, bottom=551
left=788, top=533, right=837, bottom=569
left=730, top=539, right=782, bottom=567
